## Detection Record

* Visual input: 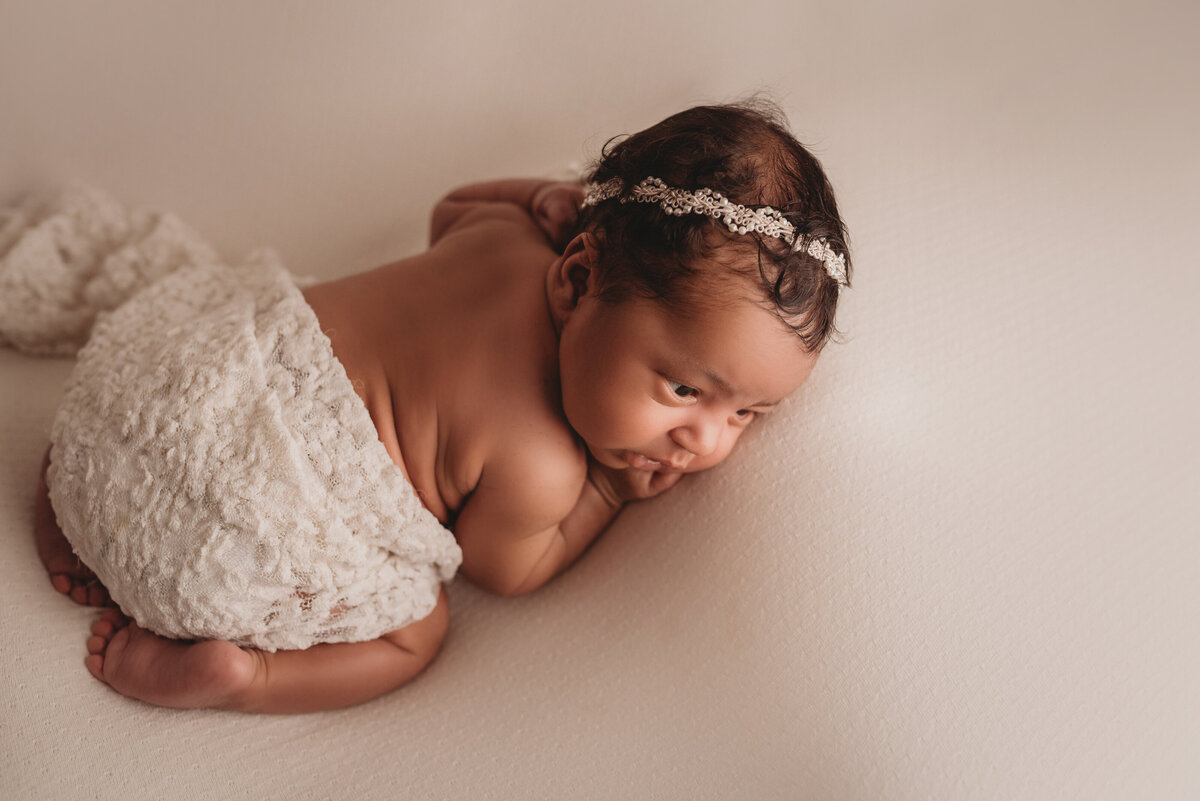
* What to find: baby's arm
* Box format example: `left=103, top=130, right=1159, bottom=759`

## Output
left=454, top=446, right=682, bottom=596
left=430, top=179, right=582, bottom=248
left=510, top=462, right=685, bottom=594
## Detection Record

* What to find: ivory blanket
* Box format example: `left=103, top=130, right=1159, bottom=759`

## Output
left=1, top=187, right=461, bottom=651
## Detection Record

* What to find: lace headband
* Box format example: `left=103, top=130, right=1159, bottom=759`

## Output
left=582, top=176, right=848, bottom=287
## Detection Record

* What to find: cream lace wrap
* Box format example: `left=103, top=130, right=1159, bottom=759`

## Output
left=1, top=187, right=462, bottom=651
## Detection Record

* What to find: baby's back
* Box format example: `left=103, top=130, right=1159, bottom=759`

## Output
left=303, top=204, right=581, bottom=528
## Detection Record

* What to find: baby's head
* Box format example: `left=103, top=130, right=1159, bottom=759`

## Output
left=577, top=99, right=850, bottom=351
left=548, top=100, right=851, bottom=476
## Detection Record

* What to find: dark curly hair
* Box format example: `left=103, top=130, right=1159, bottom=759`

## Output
left=577, top=99, right=851, bottom=352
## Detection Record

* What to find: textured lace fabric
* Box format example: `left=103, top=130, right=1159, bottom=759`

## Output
left=0, top=185, right=222, bottom=355
left=3, top=186, right=462, bottom=651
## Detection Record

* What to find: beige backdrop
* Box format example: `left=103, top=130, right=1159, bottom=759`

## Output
left=2, top=1, right=1197, bottom=799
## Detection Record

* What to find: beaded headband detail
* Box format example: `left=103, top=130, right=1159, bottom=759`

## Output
left=582, top=176, right=848, bottom=287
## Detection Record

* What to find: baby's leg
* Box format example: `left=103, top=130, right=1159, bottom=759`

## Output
left=85, top=588, right=451, bottom=713
left=34, top=448, right=110, bottom=607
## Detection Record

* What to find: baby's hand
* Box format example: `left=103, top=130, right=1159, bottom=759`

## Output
left=588, top=459, right=685, bottom=509
left=531, top=182, right=584, bottom=251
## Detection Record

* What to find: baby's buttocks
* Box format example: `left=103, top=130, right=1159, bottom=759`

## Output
left=48, top=259, right=461, bottom=651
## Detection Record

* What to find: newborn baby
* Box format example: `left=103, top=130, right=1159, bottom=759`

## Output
left=20, top=101, right=850, bottom=712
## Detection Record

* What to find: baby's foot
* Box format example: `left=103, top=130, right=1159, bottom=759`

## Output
left=85, top=610, right=256, bottom=710
left=34, top=455, right=110, bottom=607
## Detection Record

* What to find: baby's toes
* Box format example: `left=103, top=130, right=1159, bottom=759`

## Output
left=99, top=607, right=129, bottom=625
left=67, top=577, right=112, bottom=607
left=85, top=625, right=113, bottom=677
left=86, top=582, right=111, bottom=607
left=87, top=624, right=132, bottom=683
left=101, top=625, right=135, bottom=677
left=69, top=582, right=90, bottom=605
left=86, top=609, right=130, bottom=655
left=87, top=617, right=115, bottom=655
left=43, top=552, right=93, bottom=579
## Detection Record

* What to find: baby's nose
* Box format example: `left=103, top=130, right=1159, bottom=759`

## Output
left=671, top=419, right=721, bottom=458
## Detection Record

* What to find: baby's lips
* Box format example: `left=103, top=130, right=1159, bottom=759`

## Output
left=624, top=452, right=661, bottom=471
left=626, top=451, right=690, bottom=472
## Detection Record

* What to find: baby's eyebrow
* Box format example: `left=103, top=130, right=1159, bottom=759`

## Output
left=701, top=367, right=732, bottom=394
left=701, top=367, right=779, bottom=408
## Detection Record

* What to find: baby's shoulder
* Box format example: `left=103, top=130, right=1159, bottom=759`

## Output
left=473, top=410, right=587, bottom=523
left=451, top=407, right=586, bottom=594
left=435, top=202, right=546, bottom=254
left=425, top=207, right=550, bottom=297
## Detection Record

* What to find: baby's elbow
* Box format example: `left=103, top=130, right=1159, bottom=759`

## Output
left=487, top=582, right=533, bottom=598
left=500, top=572, right=549, bottom=598
left=466, top=560, right=550, bottom=598
left=478, top=571, right=540, bottom=598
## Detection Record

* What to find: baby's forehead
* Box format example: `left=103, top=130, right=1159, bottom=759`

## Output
left=665, top=271, right=789, bottom=327
left=643, top=290, right=811, bottom=355
left=675, top=248, right=823, bottom=346
left=666, top=302, right=817, bottom=400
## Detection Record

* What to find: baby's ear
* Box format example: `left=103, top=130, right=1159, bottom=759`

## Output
left=549, top=233, right=601, bottom=315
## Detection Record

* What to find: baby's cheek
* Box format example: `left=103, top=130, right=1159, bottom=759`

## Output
left=708, top=429, right=747, bottom=469
left=685, top=441, right=734, bottom=473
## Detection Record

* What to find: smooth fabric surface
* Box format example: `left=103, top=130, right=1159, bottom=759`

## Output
left=1, top=1, right=1196, bottom=799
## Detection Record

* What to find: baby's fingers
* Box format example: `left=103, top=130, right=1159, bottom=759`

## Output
left=533, top=184, right=584, bottom=250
